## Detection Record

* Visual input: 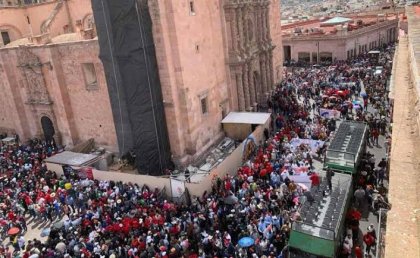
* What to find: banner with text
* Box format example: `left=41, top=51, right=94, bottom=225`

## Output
left=320, top=108, right=341, bottom=119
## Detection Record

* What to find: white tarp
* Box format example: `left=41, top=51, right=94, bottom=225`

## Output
left=221, top=112, right=271, bottom=125
left=45, top=151, right=99, bottom=166
left=289, top=138, right=325, bottom=154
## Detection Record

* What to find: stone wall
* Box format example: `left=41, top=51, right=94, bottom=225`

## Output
left=406, top=6, right=420, bottom=131
left=0, top=0, right=93, bottom=42
left=0, top=40, right=118, bottom=151
left=150, top=0, right=229, bottom=165
left=269, top=0, right=283, bottom=85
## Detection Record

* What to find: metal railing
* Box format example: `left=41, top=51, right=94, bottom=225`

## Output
left=376, top=208, right=389, bottom=258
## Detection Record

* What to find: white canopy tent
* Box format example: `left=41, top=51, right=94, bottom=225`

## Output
left=221, top=112, right=271, bottom=140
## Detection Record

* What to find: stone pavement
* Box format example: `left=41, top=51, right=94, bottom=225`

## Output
left=385, top=37, right=420, bottom=258
left=0, top=214, right=50, bottom=248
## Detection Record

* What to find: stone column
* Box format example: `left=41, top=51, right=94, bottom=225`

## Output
left=265, top=52, right=272, bottom=91
left=248, top=62, right=256, bottom=107
left=231, top=9, right=239, bottom=53
left=260, top=55, right=268, bottom=95
left=242, top=7, right=249, bottom=50
left=256, top=5, right=262, bottom=44
left=236, top=72, right=245, bottom=111
left=243, top=64, right=251, bottom=109
left=268, top=50, right=274, bottom=90
left=237, top=7, right=245, bottom=52
left=263, top=6, right=269, bottom=42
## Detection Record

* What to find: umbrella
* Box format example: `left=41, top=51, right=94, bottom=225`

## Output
left=361, top=92, right=367, bottom=97
left=352, top=100, right=361, bottom=105
left=64, top=183, right=72, bottom=190
left=223, top=195, right=238, bottom=205
left=7, top=227, right=20, bottom=235
left=238, top=237, right=255, bottom=248
left=40, top=228, right=51, bottom=237
left=52, top=220, right=64, bottom=230
left=354, top=104, right=362, bottom=109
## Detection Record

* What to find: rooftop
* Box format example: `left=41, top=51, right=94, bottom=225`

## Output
left=320, top=16, right=353, bottom=26
left=282, top=13, right=400, bottom=38
left=221, top=112, right=271, bottom=125
left=45, top=151, right=99, bottom=167
left=328, top=121, right=367, bottom=155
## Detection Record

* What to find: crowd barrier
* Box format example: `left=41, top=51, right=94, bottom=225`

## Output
left=46, top=124, right=268, bottom=200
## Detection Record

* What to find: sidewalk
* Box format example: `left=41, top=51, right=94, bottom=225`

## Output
left=385, top=37, right=420, bottom=258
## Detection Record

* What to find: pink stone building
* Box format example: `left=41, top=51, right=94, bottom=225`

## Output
left=0, top=0, right=283, bottom=167
left=282, top=14, right=400, bottom=63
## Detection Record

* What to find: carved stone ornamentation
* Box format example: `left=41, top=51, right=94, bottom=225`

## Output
left=16, top=47, right=52, bottom=104
left=224, top=0, right=274, bottom=111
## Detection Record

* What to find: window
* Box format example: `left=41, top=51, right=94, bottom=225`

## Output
left=312, top=52, right=318, bottom=63
left=1, top=31, right=10, bottom=45
left=200, top=96, right=208, bottom=114
left=297, top=52, right=310, bottom=63
left=189, top=0, right=195, bottom=15
left=320, top=52, right=333, bottom=63
left=81, top=63, right=98, bottom=90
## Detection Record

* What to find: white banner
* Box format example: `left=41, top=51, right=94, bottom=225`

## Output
left=320, top=108, right=341, bottom=119
left=290, top=138, right=325, bottom=154
left=170, top=178, right=185, bottom=198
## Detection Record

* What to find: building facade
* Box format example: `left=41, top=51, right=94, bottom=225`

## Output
left=282, top=14, right=399, bottom=63
left=0, top=0, right=282, bottom=169
left=0, top=0, right=116, bottom=152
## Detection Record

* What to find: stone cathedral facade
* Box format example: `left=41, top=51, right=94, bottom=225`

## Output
left=0, top=0, right=282, bottom=168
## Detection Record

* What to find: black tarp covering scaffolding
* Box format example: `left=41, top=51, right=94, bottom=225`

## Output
left=91, top=0, right=173, bottom=175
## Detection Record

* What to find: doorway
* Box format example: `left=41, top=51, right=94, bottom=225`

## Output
left=283, top=45, right=291, bottom=62
left=41, top=116, right=55, bottom=146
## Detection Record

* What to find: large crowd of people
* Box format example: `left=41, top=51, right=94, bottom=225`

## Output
left=0, top=44, right=395, bottom=258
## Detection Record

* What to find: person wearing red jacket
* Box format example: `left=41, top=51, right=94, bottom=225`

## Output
left=309, top=172, right=320, bottom=189
left=354, top=245, right=363, bottom=258
left=363, top=232, right=375, bottom=254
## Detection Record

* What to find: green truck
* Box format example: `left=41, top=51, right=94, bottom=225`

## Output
left=288, top=173, right=353, bottom=258
left=288, top=121, right=367, bottom=257
left=324, top=121, right=368, bottom=174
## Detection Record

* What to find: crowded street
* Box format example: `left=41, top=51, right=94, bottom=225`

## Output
left=0, top=43, right=395, bottom=258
